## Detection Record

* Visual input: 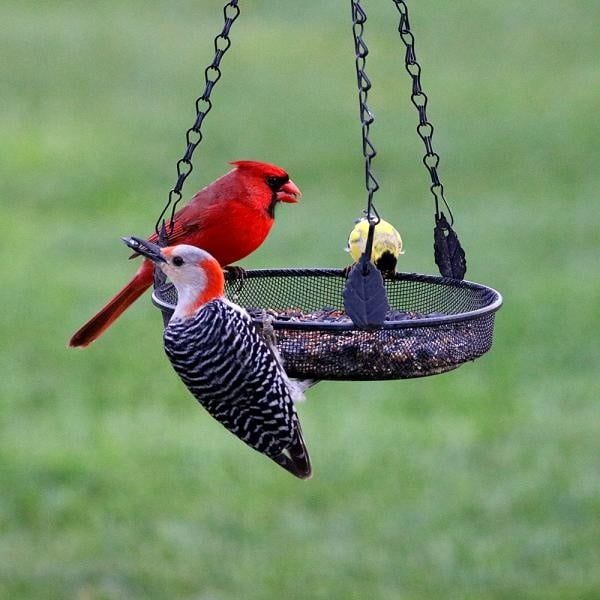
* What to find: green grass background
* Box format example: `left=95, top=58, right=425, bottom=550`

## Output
left=1, top=1, right=599, bottom=598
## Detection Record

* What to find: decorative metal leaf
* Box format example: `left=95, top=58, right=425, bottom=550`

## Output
left=434, top=213, right=467, bottom=280
left=343, top=255, right=390, bottom=329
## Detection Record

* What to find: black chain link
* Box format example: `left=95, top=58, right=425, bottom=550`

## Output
left=391, top=0, right=454, bottom=225
left=154, top=0, right=241, bottom=237
left=350, top=0, right=381, bottom=227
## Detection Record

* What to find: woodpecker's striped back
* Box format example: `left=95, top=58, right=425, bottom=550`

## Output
left=163, top=299, right=311, bottom=479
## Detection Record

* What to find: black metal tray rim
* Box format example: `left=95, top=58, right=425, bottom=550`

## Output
left=151, top=268, right=503, bottom=331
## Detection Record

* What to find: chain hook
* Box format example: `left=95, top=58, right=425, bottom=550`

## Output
left=154, top=0, right=241, bottom=238
left=391, top=1, right=466, bottom=278
left=350, top=0, right=381, bottom=263
left=391, top=0, right=456, bottom=227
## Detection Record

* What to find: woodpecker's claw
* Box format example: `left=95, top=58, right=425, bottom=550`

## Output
left=121, top=237, right=166, bottom=263
left=260, top=309, right=278, bottom=348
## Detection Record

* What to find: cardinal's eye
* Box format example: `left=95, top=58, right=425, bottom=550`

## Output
left=266, top=175, right=288, bottom=190
left=172, top=256, right=184, bottom=267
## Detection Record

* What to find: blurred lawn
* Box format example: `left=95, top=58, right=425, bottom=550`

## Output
left=1, top=1, right=599, bottom=598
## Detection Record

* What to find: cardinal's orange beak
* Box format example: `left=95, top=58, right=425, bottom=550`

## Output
left=276, top=179, right=301, bottom=203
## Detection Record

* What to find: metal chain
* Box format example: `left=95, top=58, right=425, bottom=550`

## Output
left=154, top=0, right=241, bottom=237
left=391, top=0, right=454, bottom=225
left=350, top=0, right=381, bottom=226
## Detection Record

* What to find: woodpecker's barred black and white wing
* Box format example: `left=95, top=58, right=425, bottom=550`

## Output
left=163, top=299, right=311, bottom=479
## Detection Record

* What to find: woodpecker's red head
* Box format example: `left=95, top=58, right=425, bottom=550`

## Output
left=229, top=160, right=301, bottom=217
left=122, top=237, right=224, bottom=318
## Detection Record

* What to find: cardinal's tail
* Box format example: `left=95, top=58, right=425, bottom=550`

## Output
left=69, top=261, right=154, bottom=348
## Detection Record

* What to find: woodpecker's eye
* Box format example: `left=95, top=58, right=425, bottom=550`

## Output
left=172, top=256, right=184, bottom=267
left=266, top=175, right=289, bottom=190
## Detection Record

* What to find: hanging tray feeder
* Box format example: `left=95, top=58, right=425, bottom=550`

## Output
left=150, top=0, right=502, bottom=381
left=153, top=270, right=501, bottom=381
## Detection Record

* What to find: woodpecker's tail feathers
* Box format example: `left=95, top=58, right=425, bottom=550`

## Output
left=68, top=262, right=153, bottom=348
left=273, top=422, right=312, bottom=480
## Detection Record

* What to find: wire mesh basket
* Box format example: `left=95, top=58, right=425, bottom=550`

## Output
left=152, top=269, right=502, bottom=381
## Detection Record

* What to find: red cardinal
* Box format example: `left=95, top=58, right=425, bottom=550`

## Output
left=69, top=160, right=301, bottom=348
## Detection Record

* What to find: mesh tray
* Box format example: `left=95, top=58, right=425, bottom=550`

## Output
left=152, top=269, right=502, bottom=381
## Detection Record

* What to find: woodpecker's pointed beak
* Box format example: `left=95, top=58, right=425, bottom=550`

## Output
left=121, top=236, right=167, bottom=263
left=276, top=179, right=301, bottom=203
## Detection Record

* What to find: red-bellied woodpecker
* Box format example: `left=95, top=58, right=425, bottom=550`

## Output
left=122, top=236, right=312, bottom=479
